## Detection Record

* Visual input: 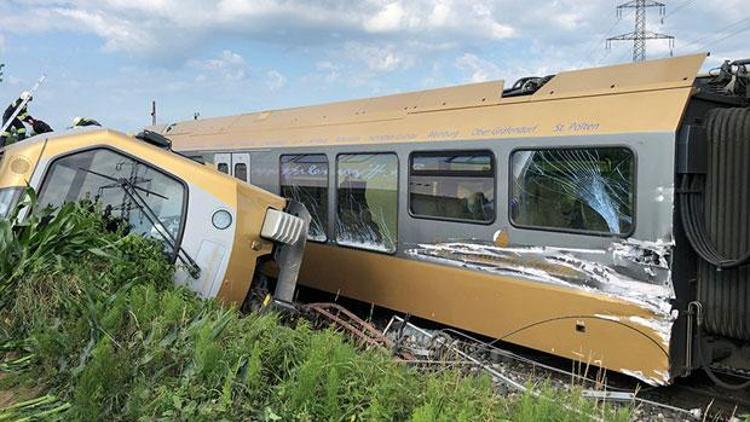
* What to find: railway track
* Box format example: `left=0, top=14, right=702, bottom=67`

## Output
left=298, top=299, right=750, bottom=421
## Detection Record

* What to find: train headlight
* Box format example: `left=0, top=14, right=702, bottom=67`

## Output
left=261, top=208, right=304, bottom=245
left=211, top=209, right=233, bottom=230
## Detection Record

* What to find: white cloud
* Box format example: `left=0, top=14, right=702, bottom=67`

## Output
left=1, top=0, right=746, bottom=132
left=0, top=0, right=518, bottom=61
left=315, top=61, right=341, bottom=83
left=54, top=8, right=157, bottom=52
left=344, top=42, right=413, bottom=72
left=265, top=70, right=286, bottom=91
left=189, top=50, right=249, bottom=81
left=365, top=2, right=406, bottom=33
left=455, top=53, right=500, bottom=83
left=0, top=0, right=744, bottom=70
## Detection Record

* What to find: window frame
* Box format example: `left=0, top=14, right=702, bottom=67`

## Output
left=278, top=153, right=330, bottom=243
left=334, top=151, right=399, bottom=255
left=507, top=145, right=638, bottom=238
left=408, top=149, right=497, bottom=225
left=36, top=145, right=191, bottom=263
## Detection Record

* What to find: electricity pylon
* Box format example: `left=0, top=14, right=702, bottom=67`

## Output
left=607, top=0, right=675, bottom=62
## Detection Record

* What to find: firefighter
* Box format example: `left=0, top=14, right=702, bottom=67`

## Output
left=1, top=92, right=35, bottom=147
left=71, top=116, right=101, bottom=128
left=32, top=119, right=53, bottom=135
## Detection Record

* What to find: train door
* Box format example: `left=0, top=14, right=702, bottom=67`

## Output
left=215, top=153, right=231, bottom=175
left=232, top=153, right=250, bottom=183
left=213, top=153, right=250, bottom=183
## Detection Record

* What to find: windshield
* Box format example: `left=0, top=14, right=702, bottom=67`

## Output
left=0, top=187, right=23, bottom=219
left=37, top=148, right=186, bottom=245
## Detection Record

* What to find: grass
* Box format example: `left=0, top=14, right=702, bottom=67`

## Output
left=0, top=190, right=630, bottom=420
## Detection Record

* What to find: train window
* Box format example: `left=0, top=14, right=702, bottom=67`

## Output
left=234, top=163, right=247, bottom=182
left=37, top=148, right=187, bottom=253
left=510, top=147, right=635, bottom=235
left=280, top=154, right=329, bottom=242
left=410, top=151, right=495, bottom=223
left=336, top=153, right=398, bottom=253
left=217, top=163, right=229, bottom=174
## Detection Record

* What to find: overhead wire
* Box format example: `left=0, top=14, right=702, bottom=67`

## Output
left=590, top=9, right=632, bottom=66
left=660, top=0, right=696, bottom=23
left=585, top=14, right=623, bottom=60
left=697, top=24, right=750, bottom=51
left=684, top=16, right=750, bottom=51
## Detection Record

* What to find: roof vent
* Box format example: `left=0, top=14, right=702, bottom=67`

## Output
left=136, top=129, right=172, bottom=149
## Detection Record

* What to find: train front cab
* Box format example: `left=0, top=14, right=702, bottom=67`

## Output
left=0, top=128, right=308, bottom=306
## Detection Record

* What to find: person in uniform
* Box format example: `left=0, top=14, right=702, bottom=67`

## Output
left=71, top=117, right=102, bottom=128
left=1, top=92, right=35, bottom=147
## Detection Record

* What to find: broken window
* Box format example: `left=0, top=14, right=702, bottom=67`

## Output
left=510, top=147, right=635, bottom=235
left=410, top=150, right=495, bottom=223
left=280, top=154, right=329, bottom=242
left=37, top=148, right=187, bottom=251
left=336, top=153, right=398, bottom=253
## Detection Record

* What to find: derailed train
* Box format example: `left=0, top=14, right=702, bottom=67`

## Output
left=156, top=53, right=750, bottom=387
left=0, top=129, right=309, bottom=306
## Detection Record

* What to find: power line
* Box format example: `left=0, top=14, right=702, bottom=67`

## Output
left=606, top=0, right=675, bottom=62
left=585, top=14, right=624, bottom=63
left=660, top=0, right=695, bottom=22
left=697, top=24, right=750, bottom=51
left=587, top=11, right=629, bottom=55
left=685, top=16, right=750, bottom=50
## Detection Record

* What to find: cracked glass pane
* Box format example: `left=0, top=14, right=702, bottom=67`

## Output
left=410, top=151, right=494, bottom=223
left=38, top=148, right=186, bottom=249
left=510, top=147, right=634, bottom=235
left=336, top=153, right=398, bottom=253
left=280, top=154, right=329, bottom=242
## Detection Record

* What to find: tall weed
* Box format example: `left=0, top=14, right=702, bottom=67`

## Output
left=0, top=194, right=627, bottom=421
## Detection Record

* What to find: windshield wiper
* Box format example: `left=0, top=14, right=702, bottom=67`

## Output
left=78, top=167, right=201, bottom=279
left=82, top=168, right=168, bottom=199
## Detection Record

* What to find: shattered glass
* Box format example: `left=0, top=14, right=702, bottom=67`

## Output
left=336, top=153, right=398, bottom=253
left=37, top=148, right=186, bottom=249
left=280, top=154, right=329, bottom=242
left=511, top=148, right=634, bottom=235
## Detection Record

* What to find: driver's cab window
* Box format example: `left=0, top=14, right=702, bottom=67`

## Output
left=37, top=148, right=186, bottom=250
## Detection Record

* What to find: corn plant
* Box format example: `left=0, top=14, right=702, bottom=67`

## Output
left=0, top=191, right=629, bottom=421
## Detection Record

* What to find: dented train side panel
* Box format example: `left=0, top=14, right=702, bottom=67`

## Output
left=161, top=55, right=711, bottom=385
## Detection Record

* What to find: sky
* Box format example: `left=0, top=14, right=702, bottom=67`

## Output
left=0, top=0, right=746, bottom=131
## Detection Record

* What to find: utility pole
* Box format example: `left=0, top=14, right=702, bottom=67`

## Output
left=606, top=0, right=675, bottom=62
left=0, top=64, right=4, bottom=83
left=151, top=100, right=156, bottom=126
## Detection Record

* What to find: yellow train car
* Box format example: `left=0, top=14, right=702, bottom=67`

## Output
left=0, top=128, right=309, bottom=305
left=156, top=54, right=750, bottom=387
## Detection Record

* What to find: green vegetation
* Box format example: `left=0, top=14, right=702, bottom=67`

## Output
left=0, top=191, right=628, bottom=420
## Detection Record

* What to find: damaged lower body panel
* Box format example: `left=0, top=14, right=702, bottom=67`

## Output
left=407, top=239, right=676, bottom=386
